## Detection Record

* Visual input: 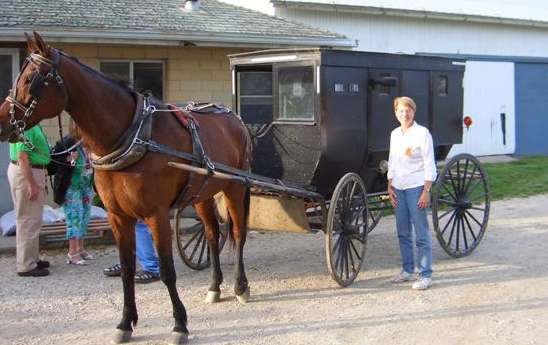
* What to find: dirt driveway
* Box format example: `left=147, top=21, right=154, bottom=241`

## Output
left=1, top=194, right=548, bottom=345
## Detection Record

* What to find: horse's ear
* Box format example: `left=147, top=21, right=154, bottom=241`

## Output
left=32, top=31, right=49, bottom=56
left=25, top=32, right=37, bottom=53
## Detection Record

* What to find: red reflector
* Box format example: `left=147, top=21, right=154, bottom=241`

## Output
left=463, top=116, right=473, bottom=128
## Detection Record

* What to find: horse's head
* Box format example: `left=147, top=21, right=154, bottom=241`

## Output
left=0, top=32, right=67, bottom=143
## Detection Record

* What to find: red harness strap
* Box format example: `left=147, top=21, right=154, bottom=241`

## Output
left=167, top=103, right=199, bottom=129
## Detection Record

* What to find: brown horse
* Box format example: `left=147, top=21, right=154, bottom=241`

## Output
left=0, top=32, right=251, bottom=344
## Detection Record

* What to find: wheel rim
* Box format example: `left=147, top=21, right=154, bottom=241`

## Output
left=433, top=154, right=490, bottom=258
left=174, top=208, right=229, bottom=270
left=326, top=173, right=368, bottom=287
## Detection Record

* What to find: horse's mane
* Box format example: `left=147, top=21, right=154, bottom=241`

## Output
left=58, top=50, right=133, bottom=95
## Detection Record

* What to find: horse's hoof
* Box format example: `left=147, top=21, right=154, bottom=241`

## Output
left=236, top=287, right=250, bottom=304
left=111, top=329, right=132, bottom=344
left=205, top=290, right=221, bottom=303
left=169, top=331, right=189, bottom=345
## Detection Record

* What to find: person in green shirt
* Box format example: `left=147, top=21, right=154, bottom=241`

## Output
left=7, top=124, right=51, bottom=277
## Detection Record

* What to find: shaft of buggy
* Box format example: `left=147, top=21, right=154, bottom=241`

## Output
left=168, top=161, right=325, bottom=201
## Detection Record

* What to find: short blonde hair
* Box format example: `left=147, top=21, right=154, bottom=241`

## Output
left=393, top=96, right=416, bottom=112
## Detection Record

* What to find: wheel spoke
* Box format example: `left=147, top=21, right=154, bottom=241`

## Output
left=462, top=165, right=478, bottom=195
left=464, top=176, right=482, bottom=198
left=439, top=198, right=458, bottom=207
left=197, top=233, right=207, bottom=264
left=456, top=160, right=462, bottom=194
left=446, top=168, right=460, bottom=199
left=441, top=182, right=458, bottom=201
left=455, top=213, right=461, bottom=252
left=440, top=210, right=457, bottom=235
left=469, top=206, right=485, bottom=211
left=460, top=159, right=470, bottom=194
left=189, top=231, right=204, bottom=261
left=182, top=225, right=202, bottom=251
left=465, top=209, right=484, bottom=228
left=349, top=239, right=362, bottom=261
left=348, top=243, right=357, bottom=274
left=342, top=239, right=350, bottom=280
left=437, top=207, right=455, bottom=221
left=446, top=212, right=459, bottom=247
left=461, top=214, right=468, bottom=251
left=462, top=212, right=478, bottom=242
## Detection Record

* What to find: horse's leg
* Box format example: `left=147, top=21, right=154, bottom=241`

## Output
left=109, top=214, right=138, bottom=343
left=223, top=184, right=250, bottom=304
left=194, top=200, right=223, bottom=303
left=145, top=212, right=189, bottom=344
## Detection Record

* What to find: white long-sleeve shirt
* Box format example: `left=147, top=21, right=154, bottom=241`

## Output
left=387, top=121, right=437, bottom=190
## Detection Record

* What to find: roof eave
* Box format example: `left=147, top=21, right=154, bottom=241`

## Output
left=271, top=1, right=548, bottom=28
left=0, top=28, right=356, bottom=48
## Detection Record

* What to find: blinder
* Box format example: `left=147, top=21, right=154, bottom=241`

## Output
left=5, top=48, right=68, bottom=148
left=29, top=72, right=46, bottom=98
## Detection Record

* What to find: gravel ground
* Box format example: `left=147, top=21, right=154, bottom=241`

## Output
left=1, top=194, right=548, bottom=345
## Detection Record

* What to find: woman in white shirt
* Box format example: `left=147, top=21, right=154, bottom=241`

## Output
left=387, top=97, right=437, bottom=290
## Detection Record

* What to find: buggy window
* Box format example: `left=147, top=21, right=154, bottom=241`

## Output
left=277, top=66, right=315, bottom=121
left=237, top=71, right=273, bottom=124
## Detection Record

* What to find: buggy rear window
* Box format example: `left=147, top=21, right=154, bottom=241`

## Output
left=277, top=66, right=315, bottom=121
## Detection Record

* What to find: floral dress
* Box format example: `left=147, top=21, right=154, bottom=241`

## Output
left=64, top=146, right=93, bottom=239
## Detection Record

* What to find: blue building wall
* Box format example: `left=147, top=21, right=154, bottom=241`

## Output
left=515, top=63, right=548, bottom=155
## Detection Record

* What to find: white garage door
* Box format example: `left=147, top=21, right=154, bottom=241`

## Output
left=449, top=61, right=515, bottom=157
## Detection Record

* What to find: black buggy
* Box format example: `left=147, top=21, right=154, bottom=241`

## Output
left=171, top=48, right=490, bottom=287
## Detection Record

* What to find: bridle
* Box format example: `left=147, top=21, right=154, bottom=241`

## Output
left=5, top=48, right=68, bottom=149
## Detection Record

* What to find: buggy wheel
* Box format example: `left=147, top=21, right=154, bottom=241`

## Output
left=325, top=173, right=368, bottom=287
left=432, top=153, right=490, bottom=258
left=174, top=207, right=229, bottom=270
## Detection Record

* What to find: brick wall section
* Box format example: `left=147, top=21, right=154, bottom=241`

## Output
left=41, top=43, right=247, bottom=141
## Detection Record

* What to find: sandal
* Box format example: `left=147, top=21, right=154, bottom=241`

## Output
left=103, top=263, right=122, bottom=277
left=79, top=251, right=95, bottom=260
left=135, top=270, right=160, bottom=284
left=67, top=253, right=87, bottom=266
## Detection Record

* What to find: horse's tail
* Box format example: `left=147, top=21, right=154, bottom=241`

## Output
left=225, top=185, right=251, bottom=252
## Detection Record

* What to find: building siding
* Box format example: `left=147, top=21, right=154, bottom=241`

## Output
left=276, top=7, right=548, bottom=57
left=515, top=63, right=548, bottom=155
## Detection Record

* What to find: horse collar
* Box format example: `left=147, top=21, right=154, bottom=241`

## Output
left=90, top=93, right=154, bottom=171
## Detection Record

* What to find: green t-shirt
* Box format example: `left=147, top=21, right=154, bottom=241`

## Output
left=9, top=125, right=51, bottom=165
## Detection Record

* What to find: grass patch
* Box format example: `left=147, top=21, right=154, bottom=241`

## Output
left=483, top=156, right=548, bottom=201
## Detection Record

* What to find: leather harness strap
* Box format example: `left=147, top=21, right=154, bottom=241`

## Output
left=169, top=106, right=215, bottom=210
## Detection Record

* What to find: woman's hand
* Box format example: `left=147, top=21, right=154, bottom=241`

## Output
left=388, top=185, right=397, bottom=208
left=68, top=151, right=79, bottom=165
left=417, top=189, right=430, bottom=209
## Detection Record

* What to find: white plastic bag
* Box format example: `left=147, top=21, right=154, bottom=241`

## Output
left=43, top=205, right=64, bottom=223
left=0, top=210, right=16, bottom=236
left=90, top=206, right=107, bottom=219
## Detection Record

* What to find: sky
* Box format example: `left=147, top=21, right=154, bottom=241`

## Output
left=217, top=0, right=275, bottom=15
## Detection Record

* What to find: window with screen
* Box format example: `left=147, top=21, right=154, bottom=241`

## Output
left=100, top=61, right=164, bottom=100
left=277, top=66, right=315, bottom=121
left=438, top=75, right=448, bottom=96
left=237, top=71, right=272, bottom=124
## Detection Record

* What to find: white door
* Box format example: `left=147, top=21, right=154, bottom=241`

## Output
left=448, top=61, right=515, bottom=157
left=0, top=48, right=19, bottom=215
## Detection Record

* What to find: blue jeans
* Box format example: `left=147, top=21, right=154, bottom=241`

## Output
left=393, top=186, right=432, bottom=278
left=135, top=220, right=159, bottom=275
